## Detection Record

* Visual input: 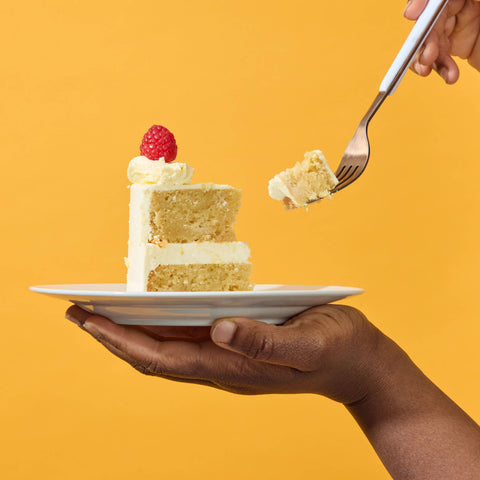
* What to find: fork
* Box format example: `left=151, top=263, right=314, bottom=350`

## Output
left=326, top=0, right=449, bottom=197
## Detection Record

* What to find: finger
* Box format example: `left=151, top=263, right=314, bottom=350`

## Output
left=409, top=42, right=433, bottom=77
left=211, top=306, right=355, bottom=372
left=67, top=306, right=174, bottom=371
left=87, top=329, right=221, bottom=389
left=434, top=54, right=460, bottom=83
left=66, top=304, right=92, bottom=327
left=81, top=314, right=221, bottom=377
left=66, top=306, right=215, bottom=376
left=412, top=58, right=433, bottom=76
left=66, top=307, right=210, bottom=341
left=72, top=307, right=289, bottom=384
left=444, top=14, right=456, bottom=38
left=404, top=0, right=428, bottom=20
left=419, top=31, right=440, bottom=66
left=139, top=326, right=211, bottom=342
left=66, top=306, right=303, bottom=393
left=450, top=0, right=480, bottom=58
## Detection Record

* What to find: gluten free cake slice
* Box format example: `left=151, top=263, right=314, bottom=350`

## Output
left=126, top=125, right=252, bottom=292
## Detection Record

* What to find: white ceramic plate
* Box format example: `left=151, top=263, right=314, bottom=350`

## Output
left=30, top=284, right=364, bottom=326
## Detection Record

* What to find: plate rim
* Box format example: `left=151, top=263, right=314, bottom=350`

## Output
left=30, top=283, right=365, bottom=298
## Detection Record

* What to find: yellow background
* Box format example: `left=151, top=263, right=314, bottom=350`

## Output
left=2, top=0, right=480, bottom=478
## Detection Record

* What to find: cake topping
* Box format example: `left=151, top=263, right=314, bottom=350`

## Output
left=129, top=125, right=192, bottom=185
left=127, top=156, right=193, bottom=185
left=140, top=125, right=177, bottom=162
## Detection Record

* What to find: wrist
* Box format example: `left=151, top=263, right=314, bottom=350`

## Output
left=310, top=309, right=409, bottom=404
left=353, top=330, right=414, bottom=404
left=345, top=328, right=410, bottom=406
left=345, top=331, right=437, bottom=424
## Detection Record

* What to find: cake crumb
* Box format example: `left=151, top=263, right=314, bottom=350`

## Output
left=149, top=234, right=168, bottom=248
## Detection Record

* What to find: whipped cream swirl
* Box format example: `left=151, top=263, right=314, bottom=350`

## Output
left=127, top=156, right=193, bottom=185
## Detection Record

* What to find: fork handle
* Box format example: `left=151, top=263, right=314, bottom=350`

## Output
left=379, top=0, right=449, bottom=95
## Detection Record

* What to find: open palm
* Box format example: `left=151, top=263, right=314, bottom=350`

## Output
left=405, top=0, right=480, bottom=83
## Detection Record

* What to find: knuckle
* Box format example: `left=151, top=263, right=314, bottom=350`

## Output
left=242, top=329, right=275, bottom=361
left=130, top=361, right=151, bottom=375
left=130, top=358, right=161, bottom=376
left=334, top=304, right=363, bottom=319
left=307, top=304, right=366, bottom=342
left=316, top=304, right=365, bottom=324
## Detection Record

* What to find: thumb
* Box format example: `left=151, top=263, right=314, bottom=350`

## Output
left=210, top=316, right=321, bottom=371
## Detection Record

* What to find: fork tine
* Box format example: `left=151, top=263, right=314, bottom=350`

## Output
left=338, top=165, right=359, bottom=184
left=335, top=165, right=352, bottom=182
left=334, top=166, right=363, bottom=192
left=335, top=165, right=346, bottom=179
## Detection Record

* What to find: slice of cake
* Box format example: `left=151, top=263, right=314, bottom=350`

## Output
left=126, top=125, right=252, bottom=292
left=268, top=150, right=338, bottom=209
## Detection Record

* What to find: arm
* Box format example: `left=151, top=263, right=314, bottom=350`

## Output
left=405, top=0, right=480, bottom=83
left=66, top=304, right=480, bottom=479
left=347, top=332, right=480, bottom=479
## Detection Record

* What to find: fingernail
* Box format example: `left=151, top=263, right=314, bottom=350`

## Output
left=82, top=321, right=99, bottom=335
left=414, top=63, right=423, bottom=75
left=212, top=321, right=237, bottom=344
left=418, top=46, right=425, bottom=62
left=65, top=305, right=92, bottom=328
left=403, top=0, right=412, bottom=17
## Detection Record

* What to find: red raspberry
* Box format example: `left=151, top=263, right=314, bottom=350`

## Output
left=140, top=125, right=177, bottom=162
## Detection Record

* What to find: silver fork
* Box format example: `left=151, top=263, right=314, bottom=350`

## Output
left=326, top=0, right=449, bottom=197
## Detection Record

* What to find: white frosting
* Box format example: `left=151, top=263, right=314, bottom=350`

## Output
left=268, top=176, right=294, bottom=201
left=126, top=242, right=250, bottom=291
left=127, top=156, right=193, bottom=186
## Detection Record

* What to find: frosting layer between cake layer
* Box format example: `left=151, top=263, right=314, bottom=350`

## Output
left=127, top=241, right=250, bottom=291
